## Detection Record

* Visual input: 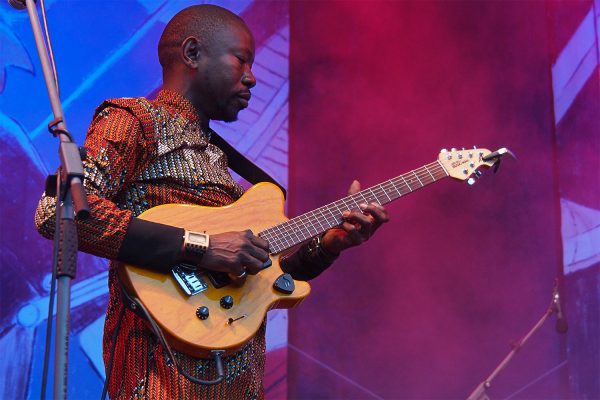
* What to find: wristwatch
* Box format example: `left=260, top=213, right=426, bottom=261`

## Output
left=307, top=234, right=339, bottom=262
left=181, top=230, right=209, bottom=264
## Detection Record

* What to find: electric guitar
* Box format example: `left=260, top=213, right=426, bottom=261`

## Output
left=119, top=147, right=513, bottom=358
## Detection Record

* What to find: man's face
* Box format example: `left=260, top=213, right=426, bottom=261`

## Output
left=194, top=23, right=256, bottom=122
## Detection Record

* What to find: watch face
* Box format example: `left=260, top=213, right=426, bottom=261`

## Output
left=188, top=232, right=208, bottom=246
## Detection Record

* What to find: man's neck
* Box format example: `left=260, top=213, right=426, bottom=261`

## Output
left=161, top=80, right=210, bottom=131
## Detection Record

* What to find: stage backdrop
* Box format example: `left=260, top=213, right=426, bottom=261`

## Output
left=0, top=1, right=289, bottom=398
left=288, top=1, right=599, bottom=399
left=1, top=1, right=598, bottom=399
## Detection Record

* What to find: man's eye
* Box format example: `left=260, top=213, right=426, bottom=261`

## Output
left=236, top=56, right=246, bottom=64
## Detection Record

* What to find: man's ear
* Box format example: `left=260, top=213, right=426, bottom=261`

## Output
left=181, top=36, right=201, bottom=68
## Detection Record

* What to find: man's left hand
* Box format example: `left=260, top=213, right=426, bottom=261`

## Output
left=321, top=180, right=389, bottom=255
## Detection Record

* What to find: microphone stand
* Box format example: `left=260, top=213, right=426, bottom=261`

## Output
left=10, top=0, right=90, bottom=399
left=465, top=283, right=565, bottom=400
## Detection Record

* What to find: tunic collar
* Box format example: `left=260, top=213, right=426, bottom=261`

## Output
left=153, top=89, right=204, bottom=127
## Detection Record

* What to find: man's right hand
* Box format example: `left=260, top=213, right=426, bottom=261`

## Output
left=199, top=230, right=270, bottom=277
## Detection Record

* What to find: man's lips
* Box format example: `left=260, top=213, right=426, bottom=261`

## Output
left=237, top=91, right=251, bottom=101
left=236, top=92, right=251, bottom=108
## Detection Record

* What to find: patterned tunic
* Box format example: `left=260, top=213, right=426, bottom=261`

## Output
left=35, top=89, right=266, bottom=399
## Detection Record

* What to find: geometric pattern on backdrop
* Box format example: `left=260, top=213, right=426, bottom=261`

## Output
left=550, top=2, right=600, bottom=397
left=0, top=1, right=288, bottom=398
left=551, top=2, right=600, bottom=274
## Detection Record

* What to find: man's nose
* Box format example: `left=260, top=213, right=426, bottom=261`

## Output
left=242, top=68, right=256, bottom=88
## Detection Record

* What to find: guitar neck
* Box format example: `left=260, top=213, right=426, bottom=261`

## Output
left=261, top=160, right=449, bottom=254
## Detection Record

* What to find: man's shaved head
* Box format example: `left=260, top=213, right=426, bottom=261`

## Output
left=157, top=4, right=256, bottom=125
left=158, top=4, right=248, bottom=71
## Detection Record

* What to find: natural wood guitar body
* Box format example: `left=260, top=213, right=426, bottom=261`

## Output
left=119, top=183, right=311, bottom=358
left=119, top=147, right=510, bottom=358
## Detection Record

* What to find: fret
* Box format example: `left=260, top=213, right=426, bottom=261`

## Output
left=313, top=209, right=328, bottom=232
left=357, top=191, right=369, bottom=205
left=314, top=209, right=327, bottom=232
left=367, top=187, right=380, bottom=205
left=435, top=160, right=448, bottom=177
left=286, top=219, right=304, bottom=244
left=328, top=200, right=341, bottom=216
left=400, top=175, right=413, bottom=192
left=272, top=225, right=288, bottom=249
left=324, top=205, right=340, bottom=226
left=262, top=228, right=278, bottom=248
left=412, top=170, right=424, bottom=187
left=348, top=195, right=361, bottom=209
left=339, top=197, right=354, bottom=212
left=315, top=207, right=329, bottom=229
left=416, top=168, right=430, bottom=184
left=390, top=179, right=404, bottom=197
left=379, top=184, right=392, bottom=203
left=289, top=216, right=302, bottom=240
left=279, top=225, right=294, bottom=248
left=292, top=217, right=310, bottom=241
left=277, top=233, right=291, bottom=250
left=289, top=215, right=310, bottom=239
left=263, top=230, right=271, bottom=240
left=303, top=212, right=321, bottom=236
left=325, top=208, right=339, bottom=228
left=263, top=231, right=277, bottom=248
left=298, top=216, right=314, bottom=239
left=425, top=165, right=435, bottom=181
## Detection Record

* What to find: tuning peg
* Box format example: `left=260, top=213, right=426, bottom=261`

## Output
left=467, top=170, right=483, bottom=186
left=441, top=148, right=448, bottom=153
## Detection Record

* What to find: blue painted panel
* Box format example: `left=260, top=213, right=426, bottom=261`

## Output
left=0, top=1, right=288, bottom=398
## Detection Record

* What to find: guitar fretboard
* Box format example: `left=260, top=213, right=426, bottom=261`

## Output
left=260, top=160, right=448, bottom=254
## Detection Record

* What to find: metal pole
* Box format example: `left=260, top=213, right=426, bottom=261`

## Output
left=17, top=1, right=89, bottom=398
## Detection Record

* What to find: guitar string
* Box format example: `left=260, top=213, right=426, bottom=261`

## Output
left=264, top=162, right=449, bottom=252
left=263, top=162, right=449, bottom=252
left=262, top=161, right=450, bottom=253
left=263, top=151, right=482, bottom=251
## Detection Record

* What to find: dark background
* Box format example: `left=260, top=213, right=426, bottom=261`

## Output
left=287, top=1, right=598, bottom=399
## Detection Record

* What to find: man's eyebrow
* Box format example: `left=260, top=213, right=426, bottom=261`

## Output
left=233, top=47, right=254, bottom=60
left=234, top=47, right=252, bottom=55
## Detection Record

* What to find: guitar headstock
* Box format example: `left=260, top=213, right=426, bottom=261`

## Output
left=438, top=147, right=515, bottom=184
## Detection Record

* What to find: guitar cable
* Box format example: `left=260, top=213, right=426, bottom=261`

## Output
left=40, top=173, right=62, bottom=400
left=101, top=279, right=226, bottom=399
left=100, top=303, right=126, bottom=400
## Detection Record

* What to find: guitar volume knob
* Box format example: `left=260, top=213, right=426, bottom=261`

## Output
left=220, top=295, right=234, bottom=309
left=196, top=306, right=209, bottom=320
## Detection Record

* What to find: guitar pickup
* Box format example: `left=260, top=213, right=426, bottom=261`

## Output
left=172, top=265, right=209, bottom=296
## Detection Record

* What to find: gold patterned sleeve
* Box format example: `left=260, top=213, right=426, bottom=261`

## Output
left=34, top=106, right=146, bottom=260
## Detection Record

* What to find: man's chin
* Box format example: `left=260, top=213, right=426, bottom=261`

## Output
left=221, top=114, right=239, bottom=123
left=219, top=108, right=241, bottom=123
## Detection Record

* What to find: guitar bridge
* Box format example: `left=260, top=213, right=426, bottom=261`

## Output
left=172, top=265, right=209, bottom=296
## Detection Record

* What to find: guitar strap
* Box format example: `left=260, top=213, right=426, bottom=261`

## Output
left=209, top=131, right=287, bottom=199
